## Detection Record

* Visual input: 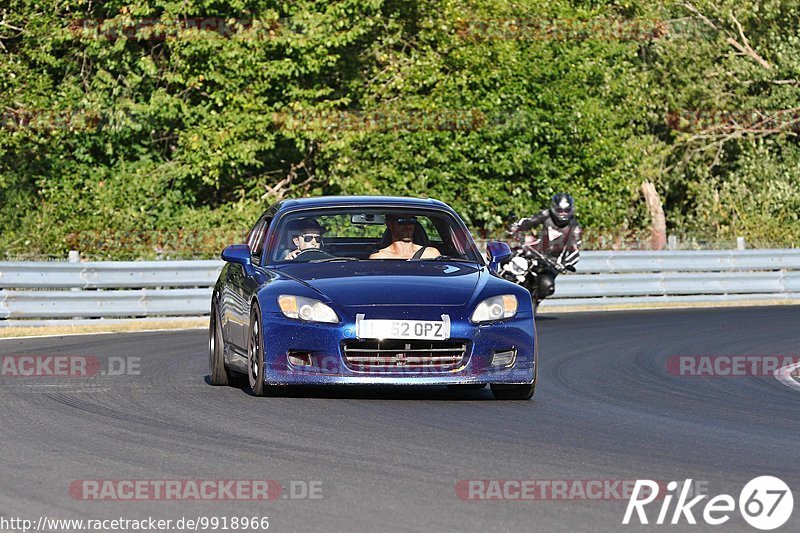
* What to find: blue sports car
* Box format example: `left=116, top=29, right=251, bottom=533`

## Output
left=209, top=196, right=537, bottom=400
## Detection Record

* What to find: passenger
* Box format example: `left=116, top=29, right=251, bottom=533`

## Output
left=369, top=214, right=441, bottom=259
left=283, top=218, right=325, bottom=260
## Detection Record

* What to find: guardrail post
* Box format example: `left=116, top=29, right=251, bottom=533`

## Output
left=68, top=250, right=81, bottom=320
left=736, top=237, right=746, bottom=250
left=667, top=235, right=678, bottom=250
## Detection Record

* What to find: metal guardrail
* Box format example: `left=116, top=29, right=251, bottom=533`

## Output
left=1, top=250, right=799, bottom=322
left=0, top=260, right=222, bottom=289
left=575, top=249, right=800, bottom=273
left=553, top=271, right=800, bottom=298
left=0, top=289, right=212, bottom=319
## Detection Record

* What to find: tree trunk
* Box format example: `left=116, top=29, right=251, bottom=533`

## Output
left=641, top=181, right=666, bottom=250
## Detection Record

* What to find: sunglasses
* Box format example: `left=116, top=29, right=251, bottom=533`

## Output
left=296, top=233, right=321, bottom=243
left=392, top=217, right=417, bottom=225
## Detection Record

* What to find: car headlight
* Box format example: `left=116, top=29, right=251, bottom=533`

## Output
left=277, top=295, right=339, bottom=323
left=471, top=295, right=518, bottom=324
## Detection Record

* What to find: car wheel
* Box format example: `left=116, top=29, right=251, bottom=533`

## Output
left=490, top=382, right=535, bottom=400
left=247, top=304, right=267, bottom=396
left=209, top=301, right=231, bottom=386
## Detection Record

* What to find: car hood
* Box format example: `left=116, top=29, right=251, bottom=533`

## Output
left=275, top=261, right=482, bottom=306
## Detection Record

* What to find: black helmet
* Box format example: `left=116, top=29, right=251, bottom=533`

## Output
left=549, top=193, right=574, bottom=226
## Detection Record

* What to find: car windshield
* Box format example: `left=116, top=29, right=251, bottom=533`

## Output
left=270, top=207, right=483, bottom=264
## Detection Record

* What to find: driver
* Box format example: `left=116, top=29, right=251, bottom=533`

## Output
left=369, top=214, right=441, bottom=259
left=283, top=218, right=325, bottom=260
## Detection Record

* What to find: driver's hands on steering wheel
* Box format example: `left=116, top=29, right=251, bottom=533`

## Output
left=286, top=248, right=329, bottom=260
left=286, top=248, right=318, bottom=260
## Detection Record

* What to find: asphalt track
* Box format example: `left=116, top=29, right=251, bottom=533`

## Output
left=1, top=306, right=799, bottom=532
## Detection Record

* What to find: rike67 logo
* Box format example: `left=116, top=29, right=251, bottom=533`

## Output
left=623, top=476, right=794, bottom=530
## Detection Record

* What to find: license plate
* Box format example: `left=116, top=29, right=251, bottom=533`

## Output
left=355, top=314, right=451, bottom=341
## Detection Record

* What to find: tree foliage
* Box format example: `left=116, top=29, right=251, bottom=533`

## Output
left=0, top=0, right=798, bottom=258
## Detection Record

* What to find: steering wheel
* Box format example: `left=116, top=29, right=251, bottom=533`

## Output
left=292, top=248, right=333, bottom=261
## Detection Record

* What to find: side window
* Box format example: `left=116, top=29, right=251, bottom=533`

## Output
left=245, top=222, right=260, bottom=247
left=250, top=217, right=272, bottom=265
left=246, top=220, right=262, bottom=248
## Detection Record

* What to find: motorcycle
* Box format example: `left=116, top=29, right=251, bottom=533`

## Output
left=498, top=227, right=576, bottom=312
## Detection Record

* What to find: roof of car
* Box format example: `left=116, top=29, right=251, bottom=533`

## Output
left=271, top=195, right=453, bottom=213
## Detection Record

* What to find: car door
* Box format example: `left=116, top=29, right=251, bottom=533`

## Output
left=236, top=215, right=274, bottom=349
left=222, top=217, right=267, bottom=350
left=241, top=215, right=272, bottom=338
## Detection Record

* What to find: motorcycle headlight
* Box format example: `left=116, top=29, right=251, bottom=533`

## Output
left=471, top=295, right=518, bottom=324
left=278, top=295, right=339, bottom=323
left=507, top=256, right=529, bottom=276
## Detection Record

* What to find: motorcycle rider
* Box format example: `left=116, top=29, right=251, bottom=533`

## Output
left=508, top=193, right=582, bottom=300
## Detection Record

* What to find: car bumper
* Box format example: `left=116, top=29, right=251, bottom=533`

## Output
left=260, top=311, right=536, bottom=386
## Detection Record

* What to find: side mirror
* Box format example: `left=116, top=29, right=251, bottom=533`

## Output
left=486, top=241, right=512, bottom=273
left=222, top=244, right=253, bottom=268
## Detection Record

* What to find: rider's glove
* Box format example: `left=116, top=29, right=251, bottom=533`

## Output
left=553, top=256, right=568, bottom=274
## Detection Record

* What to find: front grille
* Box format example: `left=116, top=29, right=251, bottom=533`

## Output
left=342, top=340, right=467, bottom=371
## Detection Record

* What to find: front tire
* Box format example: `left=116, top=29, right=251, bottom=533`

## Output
left=247, top=304, right=267, bottom=396
left=209, top=301, right=231, bottom=386
left=490, top=382, right=535, bottom=400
